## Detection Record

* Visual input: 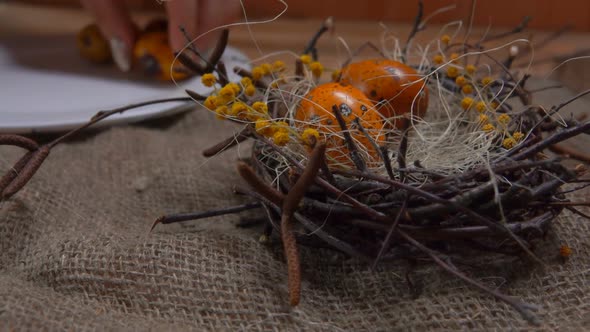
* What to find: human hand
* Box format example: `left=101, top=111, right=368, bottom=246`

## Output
left=80, top=0, right=241, bottom=72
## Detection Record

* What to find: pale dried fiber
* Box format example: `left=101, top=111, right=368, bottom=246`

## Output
left=1, top=102, right=589, bottom=331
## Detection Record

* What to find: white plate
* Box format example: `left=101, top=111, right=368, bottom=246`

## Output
left=0, top=35, right=250, bottom=134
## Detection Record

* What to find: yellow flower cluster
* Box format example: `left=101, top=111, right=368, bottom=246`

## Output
left=309, top=61, right=324, bottom=78
left=251, top=67, right=265, bottom=81
left=482, top=123, right=495, bottom=132
left=240, top=76, right=257, bottom=97
left=201, top=73, right=217, bottom=87
left=497, top=113, right=511, bottom=125
left=474, top=99, right=525, bottom=150
left=272, top=60, right=286, bottom=72
left=455, top=76, right=467, bottom=86
left=501, top=131, right=525, bottom=149
left=214, top=105, right=228, bottom=120
left=446, top=66, right=459, bottom=78
left=476, top=101, right=487, bottom=113
left=433, top=54, right=444, bottom=65
left=301, top=128, right=320, bottom=146
left=254, top=120, right=324, bottom=148
left=502, top=137, right=517, bottom=149
left=299, top=54, right=324, bottom=79
left=432, top=46, right=502, bottom=103
left=300, top=54, right=312, bottom=64
left=254, top=119, right=291, bottom=146
left=273, top=130, right=290, bottom=146
left=219, top=82, right=240, bottom=99
left=202, top=80, right=273, bottom=123
left=430, top=38, right=524, bottom=151
left=465, top=64, right=477, bottom=75
left=461, top=84, right=473, bottom=94
left=250, top=60, right=285, bottom=82
left=461, top=97, right=474, bottom=110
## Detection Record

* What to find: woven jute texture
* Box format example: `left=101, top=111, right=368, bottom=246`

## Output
left=1, top=104, right=589, bottom=331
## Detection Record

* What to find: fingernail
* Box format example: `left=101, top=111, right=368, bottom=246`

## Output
left=109, top=37, right=131, bottom=72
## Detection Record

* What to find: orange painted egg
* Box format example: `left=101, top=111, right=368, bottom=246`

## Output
left=133, top=32, right=188, bottom=81
left=295, top=82, right=386, bottom=168
left=339, top=59, right=428, bottom=128
left=77, top=24, right=112, bottom=64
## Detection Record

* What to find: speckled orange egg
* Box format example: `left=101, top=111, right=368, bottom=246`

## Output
left=77, top=24, right=111, bottom=64
left=133, top=32, right=188, bottom=81
left=295, top=82, right=386, bottom=168
left=339, top=59, right=428, bottom=128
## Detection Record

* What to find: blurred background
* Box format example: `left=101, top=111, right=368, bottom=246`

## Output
left=1, top=0, right=588, bottom=93
left=13, top=0, right=590, bottom=31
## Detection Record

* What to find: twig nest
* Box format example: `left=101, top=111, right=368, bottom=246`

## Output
left=339, top=59, right=429, bottom=128
left=295, top=82, right=385, bottom=168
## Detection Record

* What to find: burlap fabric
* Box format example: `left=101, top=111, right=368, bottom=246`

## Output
left=1, top=100, right=589, bottom=331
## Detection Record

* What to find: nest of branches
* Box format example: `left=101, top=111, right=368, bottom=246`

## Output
left=1, top=4, right=589, bottom=325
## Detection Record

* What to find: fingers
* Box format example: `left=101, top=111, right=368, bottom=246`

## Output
left=80, top=0, right=242, bottom=71
left=80, top=0, right=135, bottom=71
left=166, top=0, right=242, bottom=53
left=165, top=0, right=200, bottom=52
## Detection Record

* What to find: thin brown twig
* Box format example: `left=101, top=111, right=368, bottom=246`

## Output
left=204, top=29, right=229, bottom=73
left=185, top=89, right=208, bottom=101
left=237, top=184, right=371, bottom=260
left=216, top=61, right=230, bottom=86
left=236, top=162, right=285, bottom=207
left=539, top=201, right=590, bottom=207
left=175, top=52, right=206, bottom=74
left=1, top=146, right=50, bottom=200
left=202, top=126, right=251, bottom=157
left=316, top=210, right=554, bottom=241
left=512, top=121, right=590, bottom=160
left=548, top=144, right=590, bottom=164
left=372, top=198, right=408, bottom=269
left=397, top=229, right=540, bottom=325
left=302, top=17, right=333, bottom=60
left=253, top=134, right=388, bottom=220
left=397, top=124, right=410, bottom=182
left=280, top=143, right=325, bottom=306
left=50, top=97, right=193, bottom=148
left=0, top=97, right=195, bottom=201
left=344, top=169, right=544, bottom=265
left=481, top=16, right=531, bottom=43
left=402, top=0, right=423, bottom=61
left=332, top=105, right=366, bottom=171
left=565, top=206, right=590, bottom=220
left=150, top=202, right=261, bottom=232
left=295, top=59, right=305, bottom=79
left=0, top=135, right=39, bottom=151
left=341, top=42, right=385, bottom=68
left=353, top=118, right=395, bottom=180
left=514, top=24, right=573, bottom=63
left=179, top=25, right=208, bottom=63
left=0, top=151, right=33, bottom=193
